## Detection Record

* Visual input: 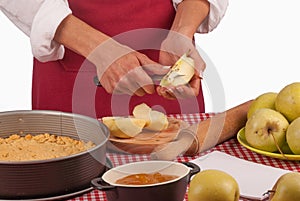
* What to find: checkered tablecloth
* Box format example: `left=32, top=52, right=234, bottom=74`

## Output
left=69, top=113, right=300, bottom=201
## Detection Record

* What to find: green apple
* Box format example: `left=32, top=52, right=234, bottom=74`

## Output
left=133, top=103, right=169, bottom=131
left=245, top=108, right=289, bottom=152
left=247, top=92, right=278, bottom=119
left=281, top=141, right=293, bottom=154
left=270, top=172, right=300, bottom=201
left=188, top=169, right=240, bottom=201
left=286, top=117, right=300, bottom=154
left=160, top=53, right=195, bottom=87
left=275, top=82, right=300, bottom=122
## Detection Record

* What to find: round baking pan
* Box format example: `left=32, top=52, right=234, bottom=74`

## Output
left=0, top=110, right=109, bottom=199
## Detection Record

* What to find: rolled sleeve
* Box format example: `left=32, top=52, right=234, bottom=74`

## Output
left=30, top=0, right=71, bottom=62
left=0, top=0, right=71, bottom=62
left=172, top=0, right=229, bottom=33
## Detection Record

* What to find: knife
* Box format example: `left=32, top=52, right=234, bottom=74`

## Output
left=93, top=66, right=171, bottom=86
left=93, top=74, right=169, bottom=87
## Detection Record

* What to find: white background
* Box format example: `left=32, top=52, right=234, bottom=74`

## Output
left=0, top=1, right=300, bottom=113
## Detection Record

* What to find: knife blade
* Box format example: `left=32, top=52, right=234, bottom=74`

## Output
left=93, top=74, right=168, bottom=87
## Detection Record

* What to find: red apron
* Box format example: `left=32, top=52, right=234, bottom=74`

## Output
left=32, top=0, right=205, bottom=118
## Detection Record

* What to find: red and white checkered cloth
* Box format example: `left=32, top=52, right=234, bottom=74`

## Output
left=69, top=113, right=300, bottom=201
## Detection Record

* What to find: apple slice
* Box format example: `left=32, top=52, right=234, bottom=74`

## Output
left=102, top=117, right=147, bottom=139
left=160, top=53, right=195, bottom=87
left=132, top=103, right=152, bottom=125
left=146, top=110, right=169, bottom=131
left=133, top=103, right=169, bottom=131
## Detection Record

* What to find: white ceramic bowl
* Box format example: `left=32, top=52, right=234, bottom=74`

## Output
left=92, top=160, right=200, bottom=201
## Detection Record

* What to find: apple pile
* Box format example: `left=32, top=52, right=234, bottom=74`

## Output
left=245, top=82, right=300, bottom=155
left=102, top=103, right=169, bottom=138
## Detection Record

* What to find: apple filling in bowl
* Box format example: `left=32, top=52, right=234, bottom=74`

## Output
left=115, top=172, right=178, bottom=185
left=0, top=133, right=95, bottom=161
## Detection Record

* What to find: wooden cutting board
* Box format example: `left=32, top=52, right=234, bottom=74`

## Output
left=107, top=118, right=189, bottom=154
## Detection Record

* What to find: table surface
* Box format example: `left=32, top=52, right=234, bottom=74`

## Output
left=68, top=113, right=300, bottom=201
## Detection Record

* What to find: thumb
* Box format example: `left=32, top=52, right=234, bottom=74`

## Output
left=137, top=54, right=170, bottom=75
left=144, top=64, right=170, bottom=76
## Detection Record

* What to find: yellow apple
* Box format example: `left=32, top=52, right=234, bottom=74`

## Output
left=247, top=92, right=278, bottom=119
left=286, top=117, right=300, bottom=154
left=102, top=117, right=146, bottom=138
left=133, top=103, right=168, bottom=131
left=275, top=82, right=300, bottom=122
left=245, top=108, right=289, bottom=152
left=188, top=169, right=240, bottom=201
left=270, top=172, right=300, bottom=201
left=159, top=53, right=195, bottom=87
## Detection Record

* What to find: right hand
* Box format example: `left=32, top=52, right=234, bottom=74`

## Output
left=157, top=31, right=206, bottom=100
left=89, top=40, right=169, bottom=96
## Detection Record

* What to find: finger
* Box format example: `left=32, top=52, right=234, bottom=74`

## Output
left=175, top=76, right=200, bottom=98
left=157, top=87, right=177, bottom=100
left=159, top=50, right=179, bottom=66
left=113, top=85, right=133, bottom=95
left=166, top=89, right=177, bottom=100
left=137, top=54, right=169, bottom=75
left=99, top=76, right=118, bottom=94
left=121, top=72, right=149, bottom=96
left=144, top=64, right=170, bottom=75
left=114, top=75, right=144, bottom=96
left=156, top=86, right=163, bottom=96
left=141, top=84, right=155, bottom=94
left=187, top=75, right=201, bottom=96
left=114, top=82, right=146, bottom=97
left=134, top=88, right=146, bottom=97
left=98, top=62, right=127, bottom=94
left=138, top=78, right=155, bottom=95
left=173, top=86, right=195, bottom=99
left=122, top=67, right=155, bottom=95
left=129, top=67, right=156, bottom=94
left=189, top=50, right=206, bottom=77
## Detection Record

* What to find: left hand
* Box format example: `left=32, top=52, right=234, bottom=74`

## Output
left=157, top=31, right=205, bottom=100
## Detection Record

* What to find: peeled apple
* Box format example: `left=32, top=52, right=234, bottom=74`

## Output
left=102, top=117, right=146, bottom=138
left=133, top=103, right=169, bottom=131
left=160, top=53, right=195, bottom=87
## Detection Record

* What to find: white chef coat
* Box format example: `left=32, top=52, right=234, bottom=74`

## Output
left=0, top=0, right=228, bottom=62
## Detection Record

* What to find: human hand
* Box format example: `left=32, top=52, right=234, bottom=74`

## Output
left=157, top=75, right=201, bottom=100
left=90, top=40, right=168, bottom=96
left=157, top=31, right=205, bottom=100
